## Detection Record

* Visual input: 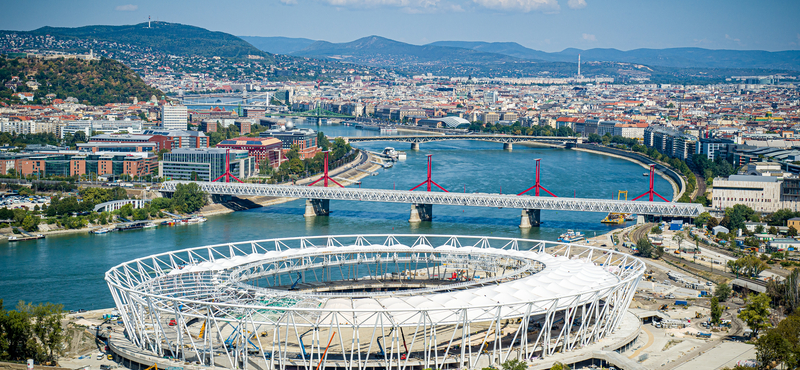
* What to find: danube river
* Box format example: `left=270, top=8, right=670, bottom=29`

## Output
left=0, top=123, right=672, bottom=310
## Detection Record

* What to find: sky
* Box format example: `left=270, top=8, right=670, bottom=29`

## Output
left=1, top=0, right=799, bottom=52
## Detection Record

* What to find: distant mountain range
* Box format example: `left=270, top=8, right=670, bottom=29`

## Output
left=242, top=35, right=800, bottom=71
left=239, top=36, right=316, bottom=56
left=25, top=22, right=273, bottom=61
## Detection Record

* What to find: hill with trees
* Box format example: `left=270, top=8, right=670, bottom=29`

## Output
left=29, top=22, right=273, bottom=62
left=0, top=56, right=162, bottom=105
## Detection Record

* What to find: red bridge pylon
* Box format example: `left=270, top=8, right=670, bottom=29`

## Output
left=212, top=149, right=243, bottom=183
left=632, top=164, right=669, bottom=202
left=518, top=159, right=556, bottom=197
left=410, top=154, right=448, bottom=192
left=308, top=151, right=343, bottom=187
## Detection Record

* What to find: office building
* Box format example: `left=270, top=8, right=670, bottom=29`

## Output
left=143, top=129, right=209, bottom=148
left=160, top=148, right=255, bottom=181
left=15, top=153, right=156, bottom=178
left=161, top=104, right=189, bottom=130
left=259, top=128, right=320, bottom=160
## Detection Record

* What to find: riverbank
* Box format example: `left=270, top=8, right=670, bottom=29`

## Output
left=196, top=150, right=384, bottom=216
left=1, top=151, right=382, bottom=241
left=572, top=145, right=685, bottom=201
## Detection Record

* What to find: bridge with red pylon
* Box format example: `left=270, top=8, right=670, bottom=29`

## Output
left=162, top=155, right=704, bottom=227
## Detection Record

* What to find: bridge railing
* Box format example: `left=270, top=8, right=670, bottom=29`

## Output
left=160, top=181, right=704, bottom=217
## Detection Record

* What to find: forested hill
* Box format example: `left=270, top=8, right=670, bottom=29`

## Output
left=0, top=56, right=163, bottom=105
left=30, top=22, right=273, bottom=62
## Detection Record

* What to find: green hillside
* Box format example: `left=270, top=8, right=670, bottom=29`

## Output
left=30, top=22, right=273, bottom=62
left=0, top=56, right=163, bottom=105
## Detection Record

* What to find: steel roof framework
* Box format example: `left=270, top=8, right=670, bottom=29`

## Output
left=105, top=235, right=644, bottom=370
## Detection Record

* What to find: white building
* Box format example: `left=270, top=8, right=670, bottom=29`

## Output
left=712, top=175, right=782, bottom=213
left=161, top=104, right=188, bottom=130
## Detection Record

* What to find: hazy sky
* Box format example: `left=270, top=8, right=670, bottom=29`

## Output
left=2, top=0, right=799, bottom=52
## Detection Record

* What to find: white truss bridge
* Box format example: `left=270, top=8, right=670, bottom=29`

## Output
left=160, top=181, right=705, bottom=217
left=345, top=134, right=582, bottom=145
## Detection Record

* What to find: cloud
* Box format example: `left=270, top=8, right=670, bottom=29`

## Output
left=115, top=4, right=138, bottom=11
left=567, top=0, right=586, bottom=9
left=280, top=0, right=297, bottom=4
left=471, top=0, right=559, bottom=12
left=725, top=34, right=741, bottom=43
left=582, top=33, right=596, bottom=42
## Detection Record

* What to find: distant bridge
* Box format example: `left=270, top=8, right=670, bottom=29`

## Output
left=345, top=135, right=582, bottom=150
left=160, top=181, right=704, bottom=227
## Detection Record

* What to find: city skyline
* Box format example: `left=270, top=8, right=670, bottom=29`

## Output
left=0, top=0, right=798, bottom=53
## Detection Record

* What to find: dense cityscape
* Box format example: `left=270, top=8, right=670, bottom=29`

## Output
left=1, top=3, right=800, bottom=370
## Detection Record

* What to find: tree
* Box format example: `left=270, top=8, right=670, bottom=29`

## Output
left=673, top=232, right=685, bottom=251
left=549, top=362, right=570, bottom=370
left=755, top=329, right=789, bottom=369
left=739, top=293, right=772, bottom=337
left=501, top=359, right=527, bottom=370
left=694, top=212, right=712, bottom=228
left=707, top=216, right=719, bottom=230
left=173, top=182, right=207, bottom=213
left=715, top=282, right=732, bottom=302
left=650, top=225, right=662, bottom=235
left=710, top=296, right=723, bottom=326
left=637, top=237, right=654, bottom=258
left=790, top=226, right=798, bottom=237
left=769, top=226, right=778, bottom=235
left=21, top=215, right=39, bottom=232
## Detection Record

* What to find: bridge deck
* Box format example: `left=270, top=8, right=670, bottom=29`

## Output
left=345, top=134, right=581, bottom=144
left=160, top=181, right=703, bottom=217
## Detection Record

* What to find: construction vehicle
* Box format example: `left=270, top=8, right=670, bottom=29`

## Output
left=297, top=329, right=313, bottom=359
left=224, top=324, right=260, bottom=354
left=290, top=273, right=302, bottom=291
left=144, top=364, right=158, bottom=370
left=659, top=304, right=669, bottom=310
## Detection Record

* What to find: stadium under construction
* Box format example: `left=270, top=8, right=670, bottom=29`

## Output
left=105, top=234, right=645, bottom=370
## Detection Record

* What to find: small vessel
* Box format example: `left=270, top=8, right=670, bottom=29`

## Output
left=186, top=216, right=207, bottom=224
left=625, top=214, right=636, bottom=221
left=143, top=223, right=157, bottom=229
left=8, top=234, right=44, bottom=242
left=558, top=230, right=585, bottom=243
left=90, top=227, right=113, bottom=234
left=601, top=213, right=626, bottom=224
left=643, top=172, right=650, bottom=176
left=116, top=222, right=145, bottom=231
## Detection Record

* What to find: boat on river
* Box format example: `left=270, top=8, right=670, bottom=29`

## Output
left=558, top=230, right=585, bottom=243
left=90, top=227, right=113, bottom=234
left=8, top=234, right=44, bottom=242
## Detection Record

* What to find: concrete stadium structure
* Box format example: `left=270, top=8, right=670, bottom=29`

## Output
left=105, top=235, right=644, bottom=370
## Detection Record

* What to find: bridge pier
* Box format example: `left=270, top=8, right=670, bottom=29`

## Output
left=503, top=143, right=513, bottom=151
left=409, top=203, right=432, bottom=223
left=304, top=199, right=330, bottom=217
left=411, top=142, right=420, bottom=151
left=519, top=209, right=541, bottom=228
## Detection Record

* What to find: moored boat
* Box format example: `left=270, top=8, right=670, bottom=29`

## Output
left=558, top=230, right=585, bottom=243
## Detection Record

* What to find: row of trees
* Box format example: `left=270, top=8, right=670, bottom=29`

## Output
left=468, top=122, right=578, bottom=137
left=0, top=300, right=65, bottom=364
left=727, top=255, right=769, bottom=278
left=262, top=138, right=355, bottom=184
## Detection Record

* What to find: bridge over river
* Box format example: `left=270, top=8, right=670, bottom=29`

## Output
left=345, top=135, right=583, bottom=150
left=159, top=181, right=704, bottom=228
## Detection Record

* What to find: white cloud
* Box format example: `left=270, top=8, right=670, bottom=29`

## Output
left=280, top=0, right=298, bottom=4
left=725, top=34, right=741, bottom=43
left=567, top=0, right=586, bottom=9
left=115, top=4, right=138, bottom=11
left=471, top=0, right=559, bottom=12
left=582, top=33, right=596, bottom=42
